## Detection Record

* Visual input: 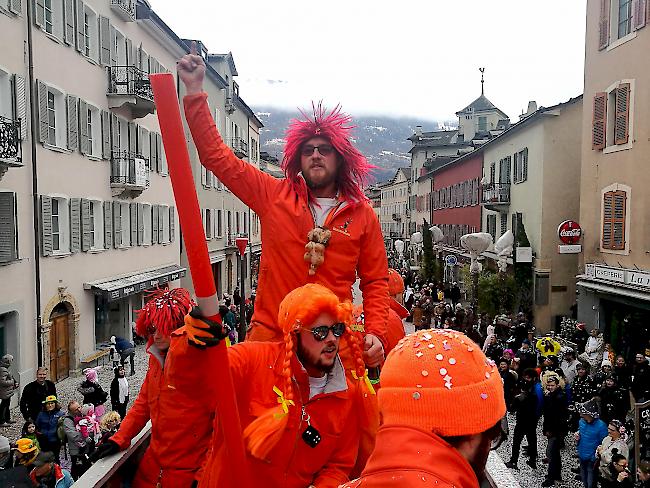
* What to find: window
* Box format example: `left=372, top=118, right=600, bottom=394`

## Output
left=216, top=209, right=223, bottom=237
left=593, top=81, right=633, bottom=152
left=205, top=208, right=212, bottom=239
left=0, top=192, right=18, bottom=263
left=37, top=0, right=64, bottom=40
left=535, top=273, right=550, bottom=306
left=236, top=212, right=240, bottom=234
left=46, top=91, right=56, bottom=145
left=89, top=200, right=103, bottom=249
left=0, top=69, right=11, bottom=120
left=37, top=83, right=66, bottom=148
left=499, top=157, right=511, bottom=184
left=51, top=197, right=69, bottom=253
left=161, top=205, right=170, bottom=243
left=618, top=0, right=632, bottom=39
left=143, top=203, right=152, bottom=244
left=514, top=148, right=528, bottom=183
left=87, top=104, right=101, bottom=157
left=486, top=214, right=497, bottom=240
left=44, top=0, right=53, bottom=33
left=489, top=162, right=496, bottom=184
left=81, top=6, right=99, bottom=62
left=120, top=202, right=130, bottom=247
left=478, top=116, right=487, bottom=132
left=602, top=189, right=627, bottom=250
left=500, top=213, right=508, bottom=236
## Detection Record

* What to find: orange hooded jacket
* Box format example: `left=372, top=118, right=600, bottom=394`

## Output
left=110, top=344, right=214, bottom=487
left=166, top=335, right=361, bottom=488
left=340, top=425, right=480, bottom=488
left=183, top=94, right=389, bottom=347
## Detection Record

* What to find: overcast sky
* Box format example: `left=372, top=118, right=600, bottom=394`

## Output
left=152, top=0, right=587, bottom=123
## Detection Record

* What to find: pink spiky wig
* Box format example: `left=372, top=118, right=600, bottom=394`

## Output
left=282, top=102, right=374, bottom=203
left=135, top=287, right=195, bottom=338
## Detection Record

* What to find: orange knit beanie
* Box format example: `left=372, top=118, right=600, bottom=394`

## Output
left=379, top=328, right=506, bottom=437
left=387, top=268, right=404, bottom=296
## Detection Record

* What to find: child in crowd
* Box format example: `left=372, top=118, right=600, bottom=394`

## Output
left=97, top=411, right=121, bottom=447
left=21, top=420, right=40, bottom=451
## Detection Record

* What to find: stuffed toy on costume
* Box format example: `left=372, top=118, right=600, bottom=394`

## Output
left=304, top=226, right=332, bottom=275
left=536, top=337, right=561, bottom=357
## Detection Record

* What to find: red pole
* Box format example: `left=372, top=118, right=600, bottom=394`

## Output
left=149, top=73, right=249, bottom=488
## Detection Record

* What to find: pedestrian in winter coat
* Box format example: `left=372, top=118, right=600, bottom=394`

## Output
left=61, top=401, right=90, bottom=480
left=600, top=453, right=634, bottom=488
left=575, top=399, right=608, bottom=488
left=35, top=395, right=64, bottom=464
left=613, top=355, right=632, bottom=390
left=110, top=336, right=136, bottom=376
left=341, top=329, right=507, bottom=488
left=28, top=451, right=73, bottom=488
left=483, top=335, right=503, bottom=363
left=178, top=50, right=389, bottom=371
left=597, top=420, right=629, bottom=481
left=594, top=359, right=614, bottom=390
left=573, top=322, right=589, bottom=354
left=581, top=328, right=604, bottom=374
left=506, top=368, right=543, bottom=470
left=499, top=359, right=518, bottom=411
left=20, top=367, right=57, bottom=422
left=637, top=460, right=650, bottom=488
left=0, top=434, right=13, bottom=470
left=542, top=376, right=568, bottom=486
left=598, top=376, right=630, bottom=425
left=515, top=340, right=537, bottom=372
left=180, top=284, right=368, bottom=488
left=77, top=368, right=108, bottom=418
left=109, top=365, right=129, bottom=420
left=92, top=288, right=210, bottom=488
left=449, top=282, right=461, bottom=308
left=560, top=348, right=579, bottom=385
left=0, top=354, right=18, bottom=426
left=632, top=353, right=650, bottom=403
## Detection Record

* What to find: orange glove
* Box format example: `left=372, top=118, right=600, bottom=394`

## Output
left=184, top=307, right=226, bottom=348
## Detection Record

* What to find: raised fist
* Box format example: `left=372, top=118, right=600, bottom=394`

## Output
left=177, top=41, right=206, bottom=95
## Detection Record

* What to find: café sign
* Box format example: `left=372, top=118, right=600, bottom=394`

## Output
left=585, top=264, right=650, bottom=289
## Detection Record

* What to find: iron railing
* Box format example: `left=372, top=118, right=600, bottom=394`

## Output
left=481, top=182, right=511, bottom=205
left=0, top=116, right=21, bottom=162
left=110, top=151, right=149, bottom=187
left=109, top=0, right=136, bottom=21
left=107, top=66, right=153, bottom=101
left=229, top=137, right=249, bottom=157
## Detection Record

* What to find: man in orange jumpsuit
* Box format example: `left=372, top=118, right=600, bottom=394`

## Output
left=177, top=46, right=389, bottom=369
left=341, top=329, right=507, bottom=487
left=176, top=283, right=371, bottom=487
left=91, top=288, right=215, bottom=487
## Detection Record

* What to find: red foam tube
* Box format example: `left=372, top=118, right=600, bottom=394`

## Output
left=150, top=73, right=250, bottom=488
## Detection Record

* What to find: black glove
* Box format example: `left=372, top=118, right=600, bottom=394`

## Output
left=89, top=439, right=119, bottom=462
left=185, top=307, right=228, bottom=349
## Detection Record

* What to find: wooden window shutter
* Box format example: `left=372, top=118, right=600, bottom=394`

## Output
left=101, top=110, right=110, bottom=159
left=602, top=192, right=614, bottom=249
left=592, top=92, right=607, bottom=150
left=66, top=95, right=78, bottom=151
left=75, top=0, right=84, bottom=52
left=137, top=203, right=144, bottom=245
left=599, top=0, right=611, bottom=50
left=40, top=195, right=53, bottom=256
left=99, top=16, right=111, bottom=66
left=158, top=205, right=164, bottom=243
left=201, top=165, right=207, bottom=186
left=156, top=134, right=162, bottom=173
left=169, top=206, right=175, bottom=243
left=109, top=25, right=117, bottom=67
left=121, top=202, right=129, bottom=246
left=64, top=0, right=74, bottom=45
left=612, top=191, right=626, bottom=249
left=128, top=122, right=136, bottom=155
left=112, top=201, right=121, bottom=248
left=69, top=198, right=81, bottom=253
left=81, top=199, right=91, bottom=251
left=130, top=203, right=137, bottom=246
left=78, top=99, right=89, bottom=155
left=152, top=204, right=159, bottom=244
left=9, top=0, right=21, bottom=14
left=110, top=113, right=119, bottom=155
left=614, top=83, right=630, bottom=145
left=125, top=38, right=134, bottom=66
left=12, top=75, right=27, bottom=140
left=103, top=201, right=112, bottom=249
left=634, top=0, right=647, bottom=30
left=37, top=81, right=48, bottom=144
left=523, top=148, right=528, bottom=181
left=0, top=192, right=18, bottom=263
left=35, top=0, right=45, bottom=27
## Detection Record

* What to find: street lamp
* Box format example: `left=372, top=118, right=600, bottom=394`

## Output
left=460, top=232, right=492, bottom=313
left=235, top=234, right=249, bottom=342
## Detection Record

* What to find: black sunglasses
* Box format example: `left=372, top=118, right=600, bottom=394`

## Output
left=301, top=144, right=334, bottom=157
left=299, top=322, right=346, bottom=341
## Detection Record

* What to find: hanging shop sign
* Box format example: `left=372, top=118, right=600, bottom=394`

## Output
left=515, top=246, right=532, bottom=263
left=558, top=220, right=582, bottom=245
left=585, top=264, right=650, bottom=289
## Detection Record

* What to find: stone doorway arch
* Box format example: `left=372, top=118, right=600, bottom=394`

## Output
left=42, top=289, right=81, bottom=381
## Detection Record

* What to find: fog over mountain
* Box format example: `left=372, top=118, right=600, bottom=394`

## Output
left=254, top=106, right=451, bottom=183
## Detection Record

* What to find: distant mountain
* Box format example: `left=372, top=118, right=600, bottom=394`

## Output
left=254, top=106, right=446, bottom=183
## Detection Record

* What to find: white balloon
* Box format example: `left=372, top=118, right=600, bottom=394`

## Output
left=429, top=226, right=444, bottom=244
left=410, top=232, right=423, bottom=244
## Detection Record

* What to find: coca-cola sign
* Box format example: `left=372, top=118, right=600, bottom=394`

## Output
left=558, top=220, right=582, bottom=245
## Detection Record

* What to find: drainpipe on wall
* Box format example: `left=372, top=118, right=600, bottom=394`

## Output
left=25, top=0, right=43, bottom=366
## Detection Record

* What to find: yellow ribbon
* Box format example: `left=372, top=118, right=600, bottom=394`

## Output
left=351, top=370, right=376, bottom=395
left=273, top=385, right=295, bottom=415
left=225, top=337, right=232, bottom=348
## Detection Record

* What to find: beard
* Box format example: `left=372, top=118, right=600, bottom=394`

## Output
left=296, top=334, right=338, bottom=375
left=466, top=433, right=492, bottom=483
left=304, top=171, right=336, bottom=191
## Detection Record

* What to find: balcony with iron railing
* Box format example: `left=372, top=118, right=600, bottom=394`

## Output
left=110, top=0, right=136, bottom=21
left=230, top=137, right=249, bottom=158
left=0, top=116, right=21, bottom=174
left=110, top=151, right=150, bottom=193
left=107, top=66, right=155, bottom=118
left=392, top=213, right=401, bottom=221
left=481, top=182, right=511, bottom=210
